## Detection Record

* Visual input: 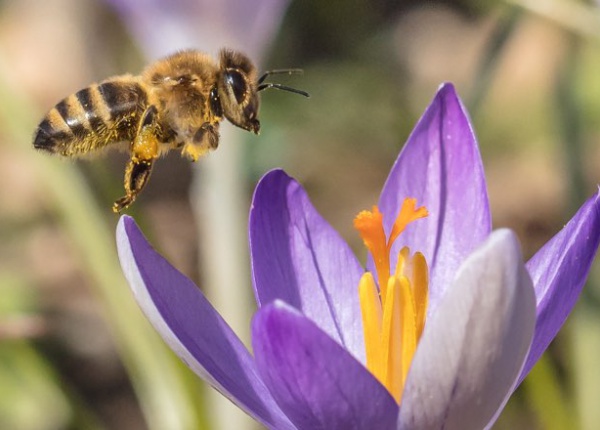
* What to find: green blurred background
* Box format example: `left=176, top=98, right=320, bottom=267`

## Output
left=1, top=0, right=600, bottom=429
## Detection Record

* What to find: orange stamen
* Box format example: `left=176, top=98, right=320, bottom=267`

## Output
left=355, top=198, right=429, bottom=404
left=354, top=206, right=390, bottom=298
left=388, top=198, right=429, bottom=250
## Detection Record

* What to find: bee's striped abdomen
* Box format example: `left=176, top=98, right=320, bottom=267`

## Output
left=33, top=77, right=148, bottom=157
left=75, top=87, right=108, bottom=135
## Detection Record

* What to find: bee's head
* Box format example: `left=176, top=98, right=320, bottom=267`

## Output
left=214, top=49, right=309, bottom=134
left=215, top=49, right=260, bottom=134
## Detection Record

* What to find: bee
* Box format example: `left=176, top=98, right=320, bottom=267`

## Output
left=33, top=49, right=308, bottom=213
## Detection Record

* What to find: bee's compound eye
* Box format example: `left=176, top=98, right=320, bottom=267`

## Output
left=209, top=86, right=223, bottom=117
left=225, top=70, right=247, bottom=104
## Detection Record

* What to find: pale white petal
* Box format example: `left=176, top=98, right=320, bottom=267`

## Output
left=398, top=229, right=536, bottom=430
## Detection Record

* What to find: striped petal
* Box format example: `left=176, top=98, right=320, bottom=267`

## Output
left=519, top=193, right=600, bottom=383
left=250, top=169, right=365, bottom=361
left=378, top=83, right=491, bottom=311
left=116, top=216, right=295, bottom=430
left=252, top=301, right=398, bottom=430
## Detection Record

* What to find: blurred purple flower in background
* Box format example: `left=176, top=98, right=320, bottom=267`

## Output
left=103, top=0, right=291, bottom=59
left=117, top=84, right=600, bottom=429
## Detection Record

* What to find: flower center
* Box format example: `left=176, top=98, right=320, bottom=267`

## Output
left=353, top=198, right=429, bottom=404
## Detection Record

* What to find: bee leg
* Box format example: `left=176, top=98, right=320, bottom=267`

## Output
left=113, top=106, right=161, bottom=213
left=182, top=122, right=220, bottom=161
left=113, top=159, right=155, bottom=212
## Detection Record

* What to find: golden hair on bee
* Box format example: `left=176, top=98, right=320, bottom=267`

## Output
left=33, top=48, right=308, bottom=213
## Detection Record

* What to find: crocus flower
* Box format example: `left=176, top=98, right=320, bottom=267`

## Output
left=117, top=83, right=600, bottom=429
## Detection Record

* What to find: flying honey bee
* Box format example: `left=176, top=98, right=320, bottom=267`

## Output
left=33, top=48, right=308, bottom=212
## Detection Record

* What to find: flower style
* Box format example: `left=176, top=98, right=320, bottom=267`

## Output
left=117, top=83, right=600, bottom=429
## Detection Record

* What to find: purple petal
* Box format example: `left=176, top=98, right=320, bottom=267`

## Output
left=518, top=193, right=600, bottom=383
left=116, top=216, right=295, bottom=430
left=398, top=230, right=536, bottom=430
left=249, top=170, right=365, bottom=362
left=252, top=301, right=398, bottom=430
left=378, top=83, right=491, bottom=310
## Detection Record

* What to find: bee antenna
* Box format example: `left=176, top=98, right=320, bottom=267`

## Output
left=258, top=82, right=310, bottom=98
left=258, top=69, right=304, bottom=84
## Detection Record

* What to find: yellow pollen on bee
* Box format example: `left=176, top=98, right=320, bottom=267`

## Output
left=354, top=199, right=429, bottom=403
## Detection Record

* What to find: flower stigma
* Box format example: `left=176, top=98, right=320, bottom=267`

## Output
left=354, top=198, right=429, bottom=403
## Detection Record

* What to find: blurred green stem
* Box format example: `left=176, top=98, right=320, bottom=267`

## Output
left=556, top=35, right=586, bottom=206
left=469, top=5, right=522, bottom=114
left=572, top=302, right=600, bottom=430
left=522, top=353, right=575, bottom=430
left=190, top=127, right=256, bottom=430
left=0, top=66, right=202, bottom=429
